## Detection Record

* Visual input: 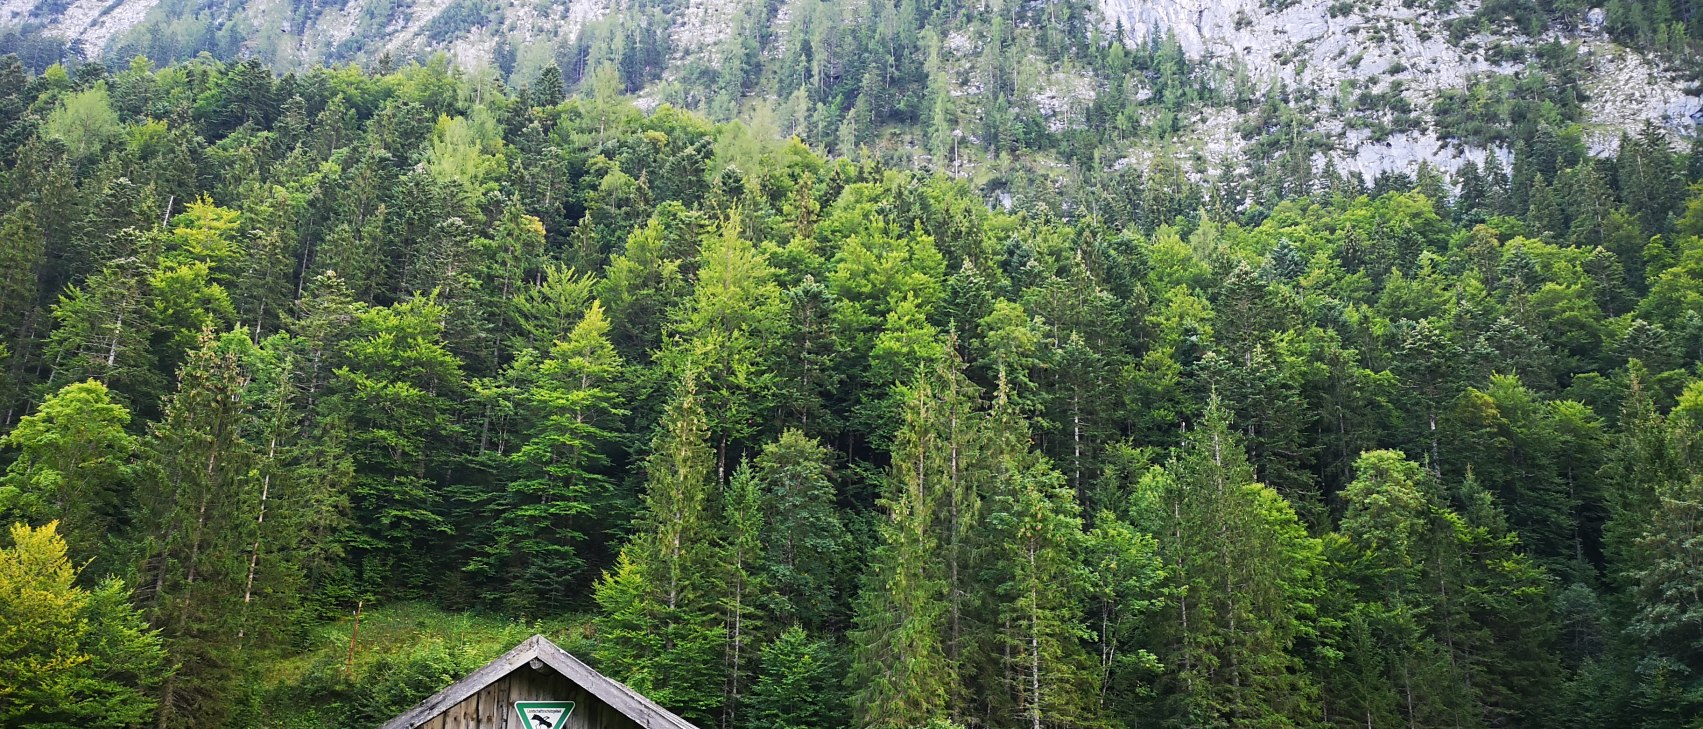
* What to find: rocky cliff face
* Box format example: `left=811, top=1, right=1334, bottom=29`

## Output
left=1, top=0, right=607, bottom=71
left=1098, top=0, right=1697, bottom=176
left=1, top=0, right=156, bottom=55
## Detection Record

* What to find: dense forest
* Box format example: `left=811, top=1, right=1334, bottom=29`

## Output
left=1, top=52, right=1702, bottom=729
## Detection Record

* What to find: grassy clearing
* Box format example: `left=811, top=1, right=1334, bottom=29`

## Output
left=236, top=602, right=597, bottom=728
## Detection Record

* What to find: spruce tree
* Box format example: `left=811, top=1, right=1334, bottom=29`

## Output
left=849, top=366, right=960, bottom=729
left=595, top=373, right=725, bottom=725
left=981, top=384, right=1099, bottom=729
left=749, top=626, right=847, bottom=729
left=1083, top=507, right=1165, bottom=723
left=330, top=296, right=464, bottom=594
left=232, top=335, right=346, bottom=647
left=0, top=203, right=45, bottom=419
left=475, top=301, right=625, bottom=612
left=668, top=217, right=785, bottom=479
left=133, top=331, right=260, bottom=728
left=41, top=255, right=160, bottom=411
left=721, top=463, right=767, bottom=729
left=1129, top=398, right=1322, bottom=728
left=756, top=429, right=851, bottom=631
left=1323, top=450, right=1479, bottom=728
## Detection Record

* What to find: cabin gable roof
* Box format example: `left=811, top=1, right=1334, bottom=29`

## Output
left=379, top=635, right=700, bottom=729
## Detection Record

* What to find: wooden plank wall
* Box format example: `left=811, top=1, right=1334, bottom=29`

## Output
left=416, top=667, right=644, bottom=729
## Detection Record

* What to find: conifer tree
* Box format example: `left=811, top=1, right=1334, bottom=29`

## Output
left=1613, top=381, right=1703, bottom=724
left=1129, top=398, right=1322, bottom=728
left=1322, top=450, right=1480, bottom=728
left=41, top=255, right=160, bottom=410
left=1626, top=469, right=1703, bottom=716
left=720, top=462, right=767, bottom=729
left=133, top=331, right=260, bottom=728
left=0, top=203, right=45, bottom=420
left=1527, top=176, right=1564, bottom=239
left=849, top=366, right=960, bottom=729
left=748, top=626, right=847, bottom=729
left=474, top=301, right=625, bottom=612
left=231, top=336, right=346, bottom=646
left=330, top=296, right=464, bottom=593
left=756, top=429, right=850, bottom=631
left=595, top=373, right=725, bottom=725
left=1445, top=376, right=1581, bottom=567
left=1083, top=509, right=1165, bottom=722
left=284, top=271, right=359, bottom=414
left=1439, top=473, right=1562, bottom=726
left=669, top=217, right=785, bottom=479
left=231, top=187, right=298, bottom=337
left=981, top=383, right=1099, bottom=729
left=776, top=278, right=843, bottom=436
left=599, top=206, right=692, bottom=358
left=511, top=263, right=596, bottom=349
left=1393, top=319, right=1464, bottom=470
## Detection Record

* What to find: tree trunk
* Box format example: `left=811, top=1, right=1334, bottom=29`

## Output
left=239, top=433, right=278, bottom=643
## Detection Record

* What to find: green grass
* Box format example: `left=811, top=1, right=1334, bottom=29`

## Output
left=237, top=602, right=598, bottom=729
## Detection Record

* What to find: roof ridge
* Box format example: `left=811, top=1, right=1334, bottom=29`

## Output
left=379, top=634, right=700, bottom=729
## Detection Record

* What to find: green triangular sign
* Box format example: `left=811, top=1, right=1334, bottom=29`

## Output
left=515, top=700, right=574, bottom=729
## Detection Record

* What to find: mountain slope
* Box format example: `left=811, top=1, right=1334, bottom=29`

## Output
left=4, top=0, right=1699, bottom=202
left=1102, top=0, right=1698, bottom=172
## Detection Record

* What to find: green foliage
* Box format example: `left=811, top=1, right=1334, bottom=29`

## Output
left=233, top=603, right=550, bottom=728
left=593, top=374, right=725, bottom=725
left=982, top=399, right=1099, bottom=728
left=332, top=296, right=465, bottom=594
left=748, top=626, right=848, bottom=729
left=42, top=82, right=120, bottom=162
left=1128, top=400, right=1324, bottom=728
left=755, top=430, right=851, bottom=630
left=0, top=521, right=167, bottom=729
left=0, top=380, right=137, bottom=573
left=0, top=204, right=45, bottom=368
left=136, top=331, right=270, bottom=728
left=848, top=364, right=963, bottom=729
left=1323, top=449, right=1562, bottom=727
left=667, top=217, right=786, bottom=473
left=1082, top=508, right=1166, bottom=722
left=470, top=300, right=626, bottom=613
left=423, top=0, right=498, bottom=43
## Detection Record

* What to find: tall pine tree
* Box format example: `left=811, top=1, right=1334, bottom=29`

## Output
left=1129, top=399, right=1323, bottom=728
left=595, top=372, right=726, bottom=725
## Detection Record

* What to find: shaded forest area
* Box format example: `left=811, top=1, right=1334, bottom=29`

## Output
left=1, top=54, right=1702, bottom=729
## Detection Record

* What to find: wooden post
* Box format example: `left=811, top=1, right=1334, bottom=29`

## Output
left=345, top=600, right=363, bottom=678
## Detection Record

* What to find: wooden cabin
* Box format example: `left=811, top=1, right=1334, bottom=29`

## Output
left=380, top=635, right=702, bottom=729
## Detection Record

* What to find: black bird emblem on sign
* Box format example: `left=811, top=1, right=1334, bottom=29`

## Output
left=531, top=714, right=554, bottom=729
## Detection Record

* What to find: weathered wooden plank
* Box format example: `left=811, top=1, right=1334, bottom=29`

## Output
left=458, top=686, right=481, bottom=729
left=563, top=685, right=595, bottom=729
left=497, top=671, right=514, bottom=729
left=484, top=671, right=509, bottom=729
left=444, top=697, right=461, bottom=729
